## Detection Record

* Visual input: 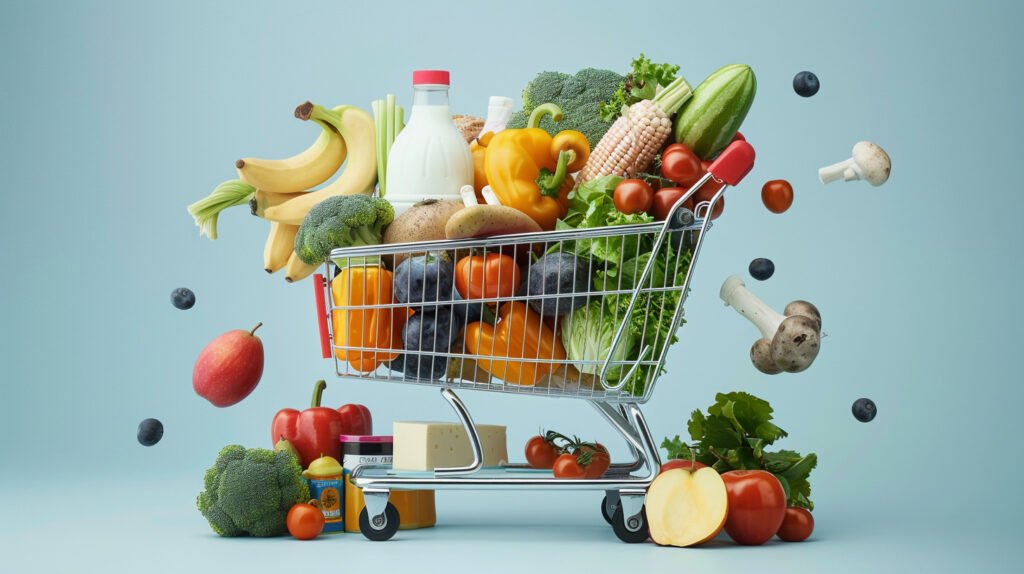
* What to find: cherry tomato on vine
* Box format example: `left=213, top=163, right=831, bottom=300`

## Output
left=552, top=453, right=588, bottom=478
left=578, top=443, right=610, bottom=478
left=524, top=435, right=559, bottom=469
left=761, top=179, right=794, bottom=214
left=652, top=187, right=693, bottom=221
left=660, top=143, right=703, bottom=187
left=694, top=182, right=725, bottom=220
left=613, top=179, right=654, bottom=215
left=777, top=507, right=814, bottom=542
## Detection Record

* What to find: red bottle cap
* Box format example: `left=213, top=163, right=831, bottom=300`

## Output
left=412, top=70, right=450, bottom=86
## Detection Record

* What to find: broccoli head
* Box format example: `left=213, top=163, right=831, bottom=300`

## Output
left=196, top=445, right=310, bottom=537
left=507, top=67, right=625, bottom=149
left=294, top=194, right=395, bottom=264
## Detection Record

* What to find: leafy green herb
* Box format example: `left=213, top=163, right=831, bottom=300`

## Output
left=599, top=54, right=681, bottom=122
left=661, top=392, right=818, bottom=509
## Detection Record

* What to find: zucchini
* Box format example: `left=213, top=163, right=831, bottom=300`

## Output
left=672, top=64, right=756, bottom=160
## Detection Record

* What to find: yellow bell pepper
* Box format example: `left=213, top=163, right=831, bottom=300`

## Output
left=484, top=103, right=590, bottom=231
left=331, top=264, right=407, bottom=373
left=463, top=302, right=567, bottom=386
left=470, top=131, right=493, bottom=198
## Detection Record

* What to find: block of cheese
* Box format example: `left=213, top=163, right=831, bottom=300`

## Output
left=393, top=421, right=508, bottom=471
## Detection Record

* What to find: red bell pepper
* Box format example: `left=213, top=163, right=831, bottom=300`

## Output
left=271, top=380, right=372, bottom=468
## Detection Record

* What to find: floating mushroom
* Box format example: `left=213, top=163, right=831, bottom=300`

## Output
left=719, top=276, right=822, bottom=374
left=818, top=141, right=891, bottom=187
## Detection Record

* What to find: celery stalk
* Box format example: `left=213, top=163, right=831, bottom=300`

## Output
left=372, top=99, right=386, bottom=197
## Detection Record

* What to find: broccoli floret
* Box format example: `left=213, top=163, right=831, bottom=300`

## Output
left=196, top=445, right=310, bottom=537
left=294, top=194, right=395, bottom=264
left=507, top=67, right=625, bottom=148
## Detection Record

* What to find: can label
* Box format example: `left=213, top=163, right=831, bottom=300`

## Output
left=307, top=476, right=343, bottom=532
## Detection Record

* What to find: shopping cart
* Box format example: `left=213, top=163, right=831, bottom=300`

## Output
left=311, top=140, right=755, bottom=542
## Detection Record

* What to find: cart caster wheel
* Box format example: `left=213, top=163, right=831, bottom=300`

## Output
left=359, top=502, right=400, bottom=541
left=600, top=495, right=616, bottom=525
left=611, top=504, right=648, bottom=543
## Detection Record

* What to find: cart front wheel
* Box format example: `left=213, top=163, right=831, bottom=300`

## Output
left=611, top=504, right=648, bottom=543
left=358, top=502, right=400, bottom=541
left=600, top=495, right=616, bottom=525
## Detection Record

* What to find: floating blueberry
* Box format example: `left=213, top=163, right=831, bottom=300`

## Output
left=137, top=418, right=164, bottom=446
left=749, top=258, right=775, bottom=281
left=852, top=398, right=877, bottom=423
left=171, top=287, right=196, bottom=310
left=793, top=71, right=820, bottom=97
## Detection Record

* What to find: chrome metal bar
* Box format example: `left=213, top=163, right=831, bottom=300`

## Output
left=434, top=388, right=484, bottom=476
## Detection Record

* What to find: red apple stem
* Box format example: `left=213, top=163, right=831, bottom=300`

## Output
left=250, top=322, right=263, bottom=336
left=310, top=380, right=327, bottom=408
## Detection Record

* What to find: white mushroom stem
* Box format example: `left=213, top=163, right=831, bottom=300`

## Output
left=720, top=275, right=785, bottom=339
left=481, top=186, right=503, bottom=206
left=480, top=96, right=514, bottom=135
left=459, top=185, right=479, bottom=207
left=818, top=158, right=861, bottom=184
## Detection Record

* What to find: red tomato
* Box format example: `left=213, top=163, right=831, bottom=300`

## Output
left=660, top=459, right=709, bottom=474
left=613, top=179, right=654, bottom=215
left=777, top=507, right=814, bottom=542
left=700, top=160, right=712, bottom=173
left=578, top=443, right=610, bottom=478
left=552, top=453, right=587, bottom=478
left=693, top=182, right=725, bottom=220
left=455, top=254, right=521, bottom=302
left=651, top=187, right=693, bottom=221
left=761, top=179, right=794, bottom=214
left=660, top=143, right=703, bottom=187
left=286, top=502, right=325, bottom=540
left=721, top=470, right=787, bottom=545
left=524, top=435, right=559, bottom=469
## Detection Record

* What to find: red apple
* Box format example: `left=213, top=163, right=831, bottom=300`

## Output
left=721, top=470, right=787, bottom=545
left=193, top=323, right=265, bottom=407
left=660, top=459, right=708, bottom=474
left=646, top=467, right=729, bottom=547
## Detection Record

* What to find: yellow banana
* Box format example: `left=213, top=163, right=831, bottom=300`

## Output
left=285, top=250, right=318, bottom=283
left=250, top=189, right=306, bottom=218
left=260, top=103, right=377, bottom=225
left=263, top=222, right=299, bottom=274
left=236, top=117, right=346, bottom=193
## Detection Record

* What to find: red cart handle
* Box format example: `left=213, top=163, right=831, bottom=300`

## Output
left=313, top=274, right=331, bottom=359
left=708, top=140, right=756, bottom=186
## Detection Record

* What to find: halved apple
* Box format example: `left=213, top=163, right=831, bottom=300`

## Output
left=646, top=467, right=729, bottom=547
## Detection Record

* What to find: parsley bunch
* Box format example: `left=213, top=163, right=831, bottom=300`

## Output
left=662, top=391, right=818, bottom=509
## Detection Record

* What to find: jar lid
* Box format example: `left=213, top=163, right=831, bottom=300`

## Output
left=339, top=434, right=393, bottom=443
left=413, top=70, right=449, bottom=86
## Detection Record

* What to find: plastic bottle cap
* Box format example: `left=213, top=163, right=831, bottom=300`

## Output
left=413, top=70, right=450, bottom=86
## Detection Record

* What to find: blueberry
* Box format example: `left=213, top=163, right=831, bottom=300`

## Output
left=852, top=398, right=877, bottom=423
left=793, top=71, right=820, bottom=97
left=171, top=287, right=195, bottom=310
left=749, top=258, right=775, bottom=281
left=137, top=418, right=164, bottom=446
left=393, top=253, right=455, bottom=307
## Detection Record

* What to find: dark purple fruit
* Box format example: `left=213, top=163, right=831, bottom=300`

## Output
left=793, top=71, right=820, bottom=97
left=852, top=398, right=877, bottom=422
left=137, top=418, right=164, bottom=446
left=171, top=288, right=195, bottom=310
left=749, top=258, right=775, bottom=281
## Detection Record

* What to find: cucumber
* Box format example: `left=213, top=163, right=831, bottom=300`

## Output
left=672, top=64, right=756, bottom=160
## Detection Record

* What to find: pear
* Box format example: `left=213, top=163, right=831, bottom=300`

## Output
left=274, top=436, right=301, bottom=461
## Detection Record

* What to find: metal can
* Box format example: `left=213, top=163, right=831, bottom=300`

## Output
left=302, top=455, right=344, bottom=533
left=340, top=435, right=436, bottom=532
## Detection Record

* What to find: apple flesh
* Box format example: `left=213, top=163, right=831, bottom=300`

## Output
left=646, top=467, right=729, bottom=547
left=193, top=323, right=265, bottom=407
left=660, top=459, right=708, bottom=474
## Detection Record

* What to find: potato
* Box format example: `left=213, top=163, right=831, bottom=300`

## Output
left=383, top=199, right=465, bottom=265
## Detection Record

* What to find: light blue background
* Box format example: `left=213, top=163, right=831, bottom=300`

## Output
left=2, top=0, right=1021, bottom=571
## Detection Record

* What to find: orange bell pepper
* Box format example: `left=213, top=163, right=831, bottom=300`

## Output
left=484, top=103, right=590, bottom=231
left=464, top=302, right=567, bottom=386
left=469, top=131, right=493, bottom=198
left=331, top=264, right=408, bottom=373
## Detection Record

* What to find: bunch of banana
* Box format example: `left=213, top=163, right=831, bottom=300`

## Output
left=188, top=102, right=377, bottom=283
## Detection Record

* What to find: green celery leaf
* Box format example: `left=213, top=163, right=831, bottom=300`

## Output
left=687, top=410, right=707, bottom=442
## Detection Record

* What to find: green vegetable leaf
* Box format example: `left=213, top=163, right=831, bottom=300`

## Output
left=687, top=409, right=706, bottom=442
left=708, top=392, right=788, bottom=444
left=661, top=436, right=692, bottom=460
left=599, top=54, right=680, bottom=122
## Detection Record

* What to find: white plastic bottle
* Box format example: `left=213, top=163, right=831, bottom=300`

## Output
left=385, top=70, right=473, bottom=215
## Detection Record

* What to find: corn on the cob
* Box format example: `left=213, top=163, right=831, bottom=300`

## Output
left=578, top=77, right=692, bottom=183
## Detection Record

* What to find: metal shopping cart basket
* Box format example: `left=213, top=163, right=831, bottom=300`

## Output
left=310, top=140, right=755, bottom=542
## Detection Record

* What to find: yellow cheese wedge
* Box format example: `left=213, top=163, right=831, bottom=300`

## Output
left=393, top=421, right=508, bottom=471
